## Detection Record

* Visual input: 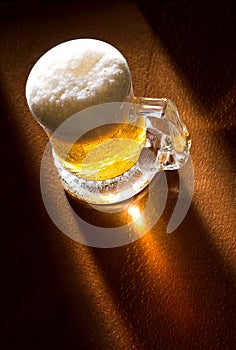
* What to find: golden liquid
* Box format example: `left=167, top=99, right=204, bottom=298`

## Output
left=52, top=122, right=146, bottom=181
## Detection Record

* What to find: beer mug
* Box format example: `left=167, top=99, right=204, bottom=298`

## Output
left=26, top=39, right=191, bottom=205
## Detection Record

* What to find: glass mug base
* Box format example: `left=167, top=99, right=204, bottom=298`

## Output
left=53, top=151, right=151, bottom=204
left=50, top=98, right=191, bottom=205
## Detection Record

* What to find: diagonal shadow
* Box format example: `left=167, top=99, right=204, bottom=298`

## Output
left=90, top=170, right=236, bottom=349
left=0, top=84, right=92, bottom=349
left=135, top=0, right=235, bottom=113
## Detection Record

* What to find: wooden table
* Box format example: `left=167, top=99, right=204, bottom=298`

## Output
left=1, top=1, right=235, bottom=349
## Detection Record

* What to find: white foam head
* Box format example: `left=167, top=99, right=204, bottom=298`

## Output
left=26, top=39, right=131, bottom=130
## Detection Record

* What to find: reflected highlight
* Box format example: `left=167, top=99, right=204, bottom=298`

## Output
left=128, top=205, right=141, bottom=221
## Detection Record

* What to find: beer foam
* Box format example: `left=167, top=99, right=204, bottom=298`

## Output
left=26, top=39, right=131, bottom=130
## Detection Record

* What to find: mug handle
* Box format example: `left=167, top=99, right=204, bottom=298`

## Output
left=133, top=97, right=191, bottom=171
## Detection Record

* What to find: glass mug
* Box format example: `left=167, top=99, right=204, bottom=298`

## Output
left=26, top=39, right=191, bottom=205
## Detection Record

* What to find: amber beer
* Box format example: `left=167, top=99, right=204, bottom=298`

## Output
left=51, top=121, right=146, bottom=181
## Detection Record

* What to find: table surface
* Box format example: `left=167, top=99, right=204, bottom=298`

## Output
left=1, top=1, right=235, bottom=349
